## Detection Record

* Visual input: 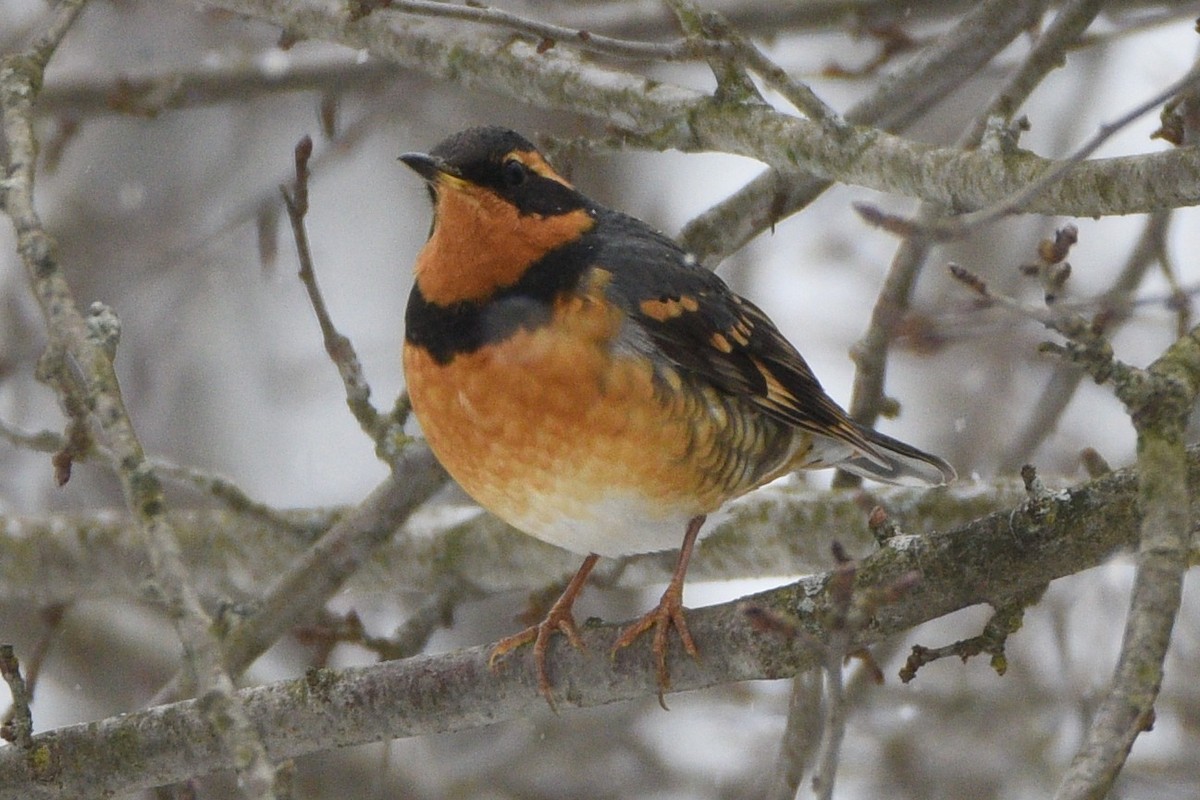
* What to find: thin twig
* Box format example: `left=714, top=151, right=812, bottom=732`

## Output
left=900, top=588, right=1045, bottom=682
left=18, top=605, right=65, bottom=711
left=765, top=671, right=823, bottom=800
left=381, top=0, right=718, bottom=61
left=1153, top=235, right=1193, bottom=339
left=150, top=459, right=318, bottom=535
left=139, top=89, right=399, bottom=292
left=964, top=0, right=1110, bottom=144
left=810, top=652, right=847, bottom=800
left=835, top=200, right=945, bottom=488
left=840, top=0, right=1109, bottom=477
left=376, top=582, right=480, bottom=662
left=0, top=419, right=66, bottom=453
left=0, top=418, right=313, bottom=536
left=946, top=262, right=1114, bottom=358
left=959, top=59, right=1200, bottom=227
left=664, top=0, right=841, bottom=124
left=0, top=607, right=66, bottom=748
left=664, top=0, right=764, bottom=106
left=875, top=59, right=1200, bottom=239
left=148, top=446, right=448, bottom=707
left=810, top=553, right=854, bottom=800
left=1000, top=211, right=1172, bottom=471
left=300, top=582, right=482, bottom=663
left=37, top=58, right=402, bottom=119
left=280, top=135, right=410, bottom=466
left=730, top=35, right=843, bottom=124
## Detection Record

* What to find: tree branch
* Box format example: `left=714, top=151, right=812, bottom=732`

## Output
left=199, top=0, right=1200, bottom=219
left=1054, top=326, right=1200, bottom=799
left=148, top=444, right=447, bottom=705
left=842, top=0, right=1109, bottom=461
left=681, top=0, right=1050, bottom=263
left=1, top=445, right=1189, bottom=800
left=1000, top=211, right=1173, bottom=471
left=1, top=3, right=278, bottom=796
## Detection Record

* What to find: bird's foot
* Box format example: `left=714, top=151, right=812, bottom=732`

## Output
left=612, top=581, right=698, bottom=709
left=488, top=554, right=599, bottom=710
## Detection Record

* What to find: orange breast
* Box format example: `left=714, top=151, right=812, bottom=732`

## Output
left=403, top=290, right=746, bottom=556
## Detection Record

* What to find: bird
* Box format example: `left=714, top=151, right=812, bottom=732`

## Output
left=400, top=126, right=954, bottom=707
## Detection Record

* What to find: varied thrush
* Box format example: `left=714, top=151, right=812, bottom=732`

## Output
left=400, top=126, right=954, bottom=706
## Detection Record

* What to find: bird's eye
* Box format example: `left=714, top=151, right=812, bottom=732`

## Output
left=502, top=159, right=527, bottom=188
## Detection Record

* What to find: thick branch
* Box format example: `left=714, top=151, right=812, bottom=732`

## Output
left=683, top=0, right=1048, bottom=263
left=199, top=0, right=1200, bottom=217
left=1, top=448, right=1190, bottom=800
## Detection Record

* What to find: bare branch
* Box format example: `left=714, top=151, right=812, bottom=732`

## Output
left=0, top=478, right=1016, bottom=610
left=810, top=550, right=857, bottom=800
left=765, top=671, right=823, bottom=800
left=0, top=417, right=316, bottom=536
left=1, top=4, right=278, bottom=796
left=843, top=0, right=1111, bottom=463
left=914, top=59, right=1200, bottom=237
left=376, top=0, right=715, bottom=62
left=36, top=58, right=402, bottom=118
left=199, top=0, right=1200, bottom=221
left=679, top=0, right=1050, bottom=263
left=1001, top=211, right=1173, bottom=471
left=1055, top=325, right=1200, bottom=799
left=0, top=445, right=1183, bottom=800
left=149, top=445, right=447, bottom=705
left=280, top=135, right=408, bottom=465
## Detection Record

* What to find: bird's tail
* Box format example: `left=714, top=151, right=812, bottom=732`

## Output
left=837, top=426, right=956, bottom=487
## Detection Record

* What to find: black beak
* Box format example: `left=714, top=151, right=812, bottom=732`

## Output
left=399, top=152, right=451, bottom=182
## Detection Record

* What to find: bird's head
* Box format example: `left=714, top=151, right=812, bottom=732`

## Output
left=400, top=127, right=597, bottom=305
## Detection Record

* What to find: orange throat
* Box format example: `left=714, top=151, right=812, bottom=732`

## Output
left=414, top=183, right=595, bottom=305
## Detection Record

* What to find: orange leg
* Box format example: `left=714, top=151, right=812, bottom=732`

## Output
left=612, top=514, right=705, bottom=704
left=489, top=553, right=600, bottom=708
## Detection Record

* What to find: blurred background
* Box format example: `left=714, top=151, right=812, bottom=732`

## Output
left=1, top=1, right=1199, bottom=798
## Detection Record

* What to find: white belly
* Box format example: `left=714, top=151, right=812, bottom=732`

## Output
left=506, top=490, right=699, bottom=557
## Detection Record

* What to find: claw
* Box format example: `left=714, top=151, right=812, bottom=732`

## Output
left=488, top=553, right=599, bottom=709
left=612, top=581, right=698, bottom=708
left=611, top=515, right=706, bottom=708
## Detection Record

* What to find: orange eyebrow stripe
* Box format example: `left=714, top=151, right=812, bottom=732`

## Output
left=511, top=149, right=574, bottom=187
